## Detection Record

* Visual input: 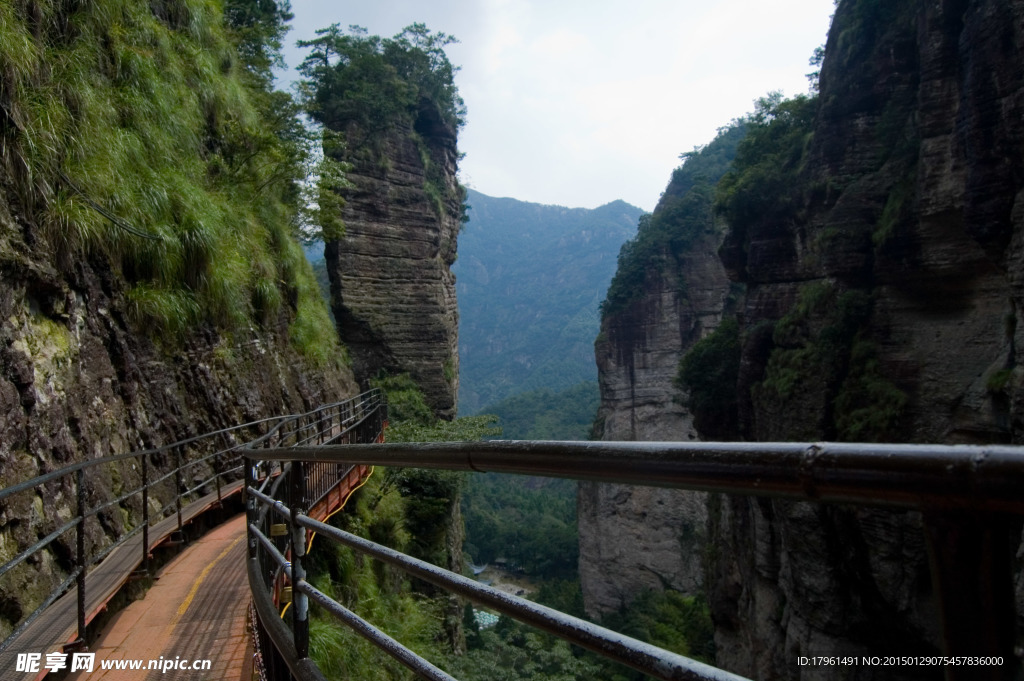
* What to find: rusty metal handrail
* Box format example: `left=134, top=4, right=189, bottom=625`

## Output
left=246, top=438, right=1024, bottom=681
left=0, top=413, right=296, bottom=655
left=249, top=440, right=1024, bottom=513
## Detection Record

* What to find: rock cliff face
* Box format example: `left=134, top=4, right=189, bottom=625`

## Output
left=711, top=1, right=1024, bottom=676
left=325, top=105, right=462, bottom=419
left=579, top=145, right=734, bottom=614
left=582, top=0, right=1024, bottom=675
left=0, top=191, right=356, bottom=634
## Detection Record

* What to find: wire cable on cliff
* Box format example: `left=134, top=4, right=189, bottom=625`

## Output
left=59, top=171, right=165, bottom=242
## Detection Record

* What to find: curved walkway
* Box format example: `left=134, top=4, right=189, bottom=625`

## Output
left=4, top=481, right=245, bottom=673
left=67, top=515, right=250, bottom=681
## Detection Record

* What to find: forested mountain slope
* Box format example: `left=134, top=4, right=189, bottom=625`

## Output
left=455, top=189, right=641, bottom=413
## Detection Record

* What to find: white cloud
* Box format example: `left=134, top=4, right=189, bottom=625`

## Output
left=282, top=0, right=836, bottom=210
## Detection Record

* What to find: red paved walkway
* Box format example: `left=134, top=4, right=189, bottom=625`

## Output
left=68, top=515, right=251, bottom=681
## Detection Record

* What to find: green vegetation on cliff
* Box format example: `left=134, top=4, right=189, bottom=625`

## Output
left=297, top=23, right=465, bottom=135
left=712, top=90, right=908, bottom=441
left=598, top=590, right=715, bottom=673
left=715, top=92, right=816, bottom=230
left=675, top=318, right=740, bottom=439
left=307, top=471, right=448, bottom=681
left=308, top=374, right=499, bottom=679
left=0, top=0, right=340, bottom=364
left=601, top=124, right=745, bottom=318
left=760, top=283, right=908, bottom=442
left=375, top=373, right=500, bottom=444
left=296, top=23, right=468, bottom=224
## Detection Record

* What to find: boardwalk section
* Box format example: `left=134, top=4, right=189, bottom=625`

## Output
left=68, top=514, right=250, bottom=681
left=1, top=482, right=244, bottom=681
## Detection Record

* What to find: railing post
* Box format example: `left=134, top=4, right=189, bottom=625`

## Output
left=142, top=454, right=149, bottom=573
left=215, top=433, right=225, bottom=504
left=922, top=511, right=1017, bottom=681
left=245, top=459, right=257, bottom=561
left=75, top=468, right=87, bottom=645
left=290, top=462, right=309, bottom=659
left=174, top=449, right=183, bottom=533
left=215, top=452, right=222, bottom=505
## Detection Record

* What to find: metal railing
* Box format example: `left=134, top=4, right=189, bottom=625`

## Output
left=0, top=389, right=386, bottom=663
left=245, top=438, right=1024, bottom=681
left=3, top=387, right=1019, bottom=681
left=244, top=389, right=389, bottom=681
left=0, top=412, right=293, bottom=654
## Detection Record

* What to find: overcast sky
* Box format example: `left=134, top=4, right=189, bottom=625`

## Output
left=280, top=1, right=836, bottom=212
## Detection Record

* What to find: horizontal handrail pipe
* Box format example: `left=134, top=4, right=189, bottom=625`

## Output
left=246, top=390, right=384, bottom=451
left=0, top=414, right=293, bottom=504
left=248, top=440, right=1024, bottom=514
left=0, top=412, right=299, bottom=656
left=245, top=435, right=1023, bottom=681
left=0, top=518, right=80, bottom=581
left=0, top=570, right=82, bottom=654
left=300, top=580, right=459, bottom=681
left=293, top=509, right=748, bottom=681
left=0, top=389, right=385, bottom=671
left=245, top=483, right=737, bottom=679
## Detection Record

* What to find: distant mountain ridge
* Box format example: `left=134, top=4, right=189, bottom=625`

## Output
left=455, top=189, right=643, bottom=414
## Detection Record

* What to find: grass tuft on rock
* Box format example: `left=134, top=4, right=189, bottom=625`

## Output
left=0, top=0, right=342, bottom=364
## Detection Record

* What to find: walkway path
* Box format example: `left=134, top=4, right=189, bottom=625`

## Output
left=5, top=481, right=245, bottom=667
left=68, top=515, right=250, bottom=681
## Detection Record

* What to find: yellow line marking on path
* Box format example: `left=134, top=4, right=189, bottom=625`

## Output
left=170, top=534, right=245, bottom=628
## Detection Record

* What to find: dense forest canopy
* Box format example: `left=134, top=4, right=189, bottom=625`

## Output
left=479, top=382, right=600, bottom=440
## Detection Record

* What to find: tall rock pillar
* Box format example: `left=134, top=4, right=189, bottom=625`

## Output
left=325, top=101, right=462, bottom=419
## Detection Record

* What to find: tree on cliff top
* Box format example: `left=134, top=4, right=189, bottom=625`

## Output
left=224, top=0, right=294, bottom=87
left=297, top=23, right=466, bottom=134
left=600, top=123, right=745, bottom=319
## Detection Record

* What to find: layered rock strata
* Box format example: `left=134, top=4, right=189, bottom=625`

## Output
left=582, top=0, right=1024, bottom=675
left=710, top=0, right=1024, bottom=677
left=580, top=197, right=731, bottom=616
left=326, top=104, right=462, bottom=419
